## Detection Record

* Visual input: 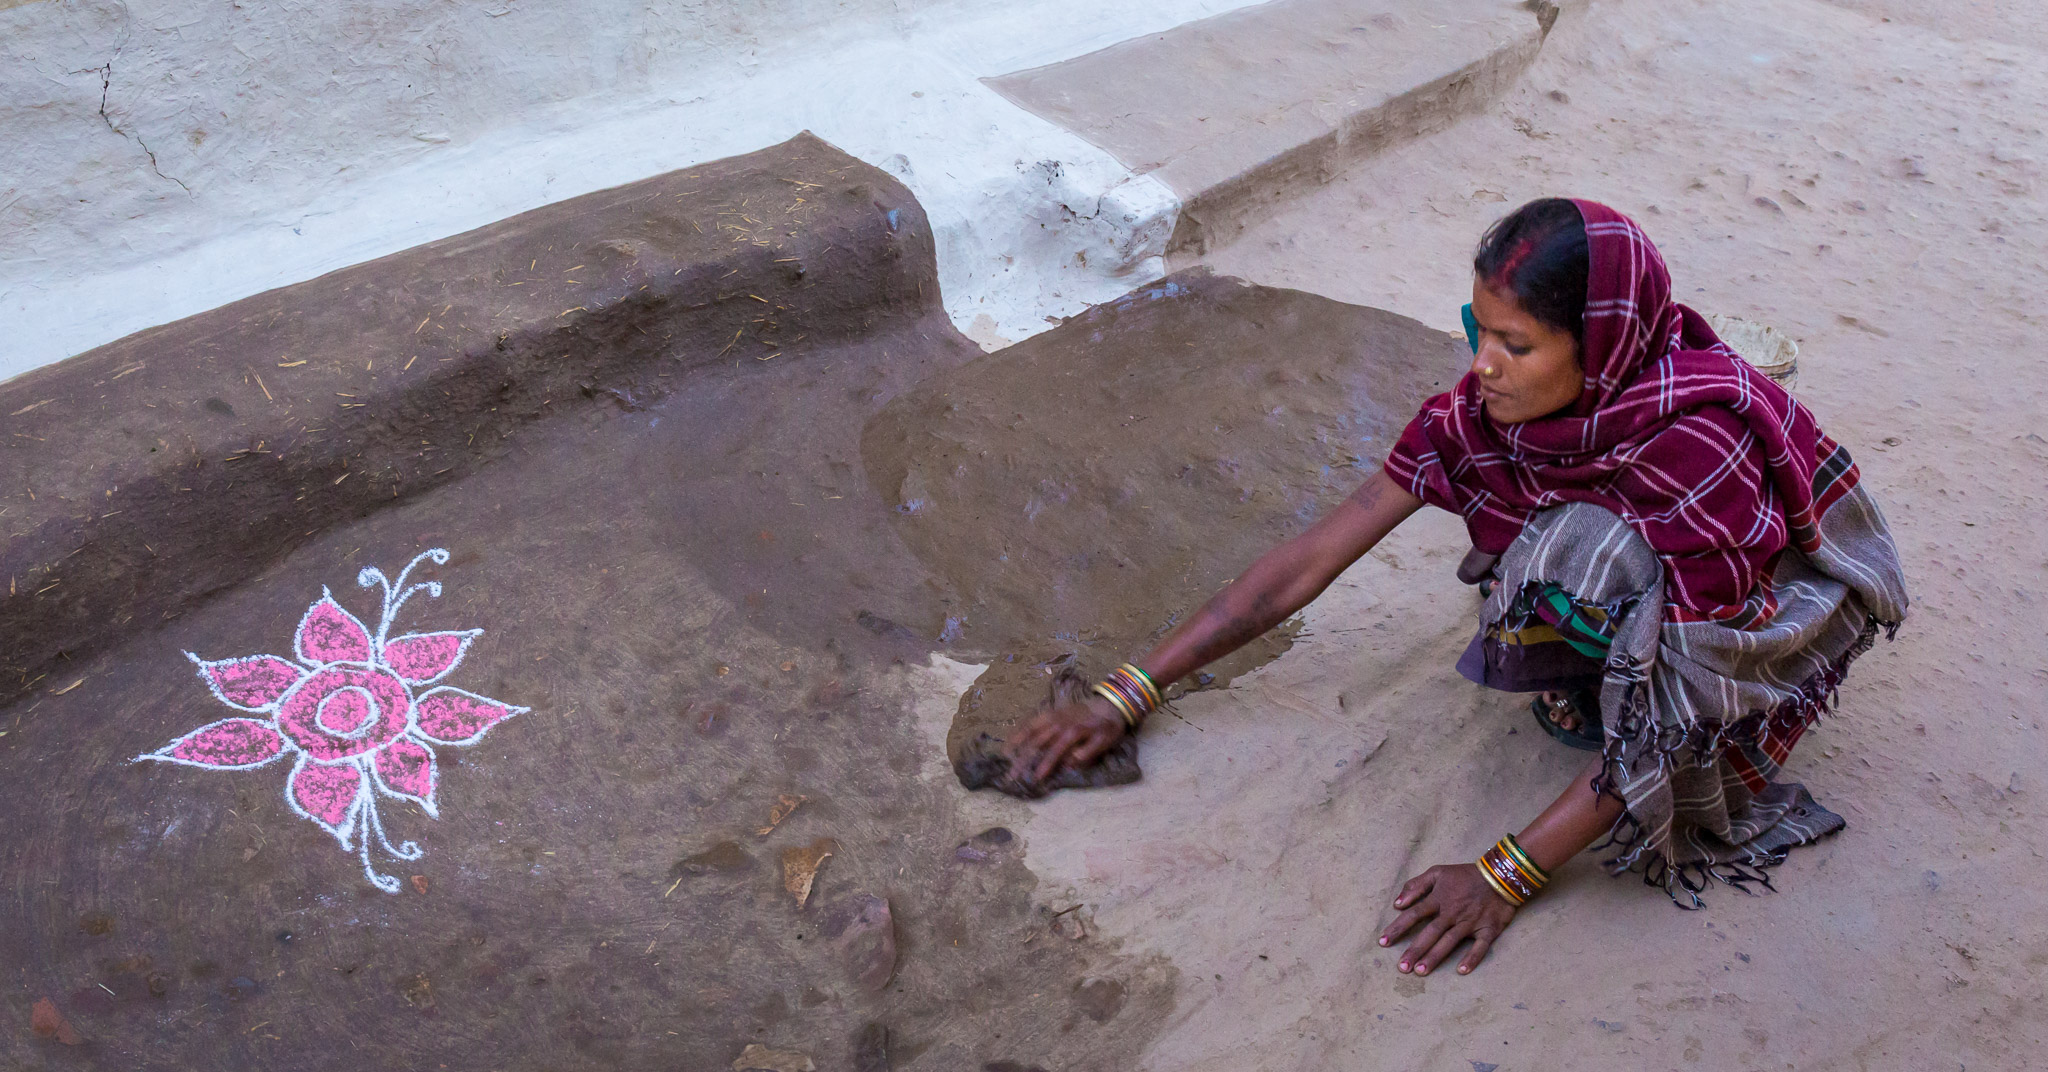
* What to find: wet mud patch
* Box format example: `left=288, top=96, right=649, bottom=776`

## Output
left=861, top=269, right=1463, bottom=758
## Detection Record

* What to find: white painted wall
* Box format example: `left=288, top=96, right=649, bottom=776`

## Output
left=0, top=0, right=1268, bottom=380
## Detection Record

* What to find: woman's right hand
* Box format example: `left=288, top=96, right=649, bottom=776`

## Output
left=1003, top=692, right=1128, bottom=785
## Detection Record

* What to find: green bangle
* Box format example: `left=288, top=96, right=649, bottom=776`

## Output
left=1500, top=833, right=1548, bottom=885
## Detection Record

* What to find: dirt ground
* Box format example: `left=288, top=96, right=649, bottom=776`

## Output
left=920, top=0, right=2048, bottom=1069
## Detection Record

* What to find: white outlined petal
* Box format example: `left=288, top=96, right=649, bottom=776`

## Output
left=371, top=736, right=439, bottom=818
left=378, top=629, right=482, bottom=686
left=186, top=652, right=307, bottom=712
left=286, top=755, right=367, bottom=849
left=133, top=717, right=290, bottom=770
left=412, top=687, right=528, bottom=747
left=295, top=589, right=373, bottom=667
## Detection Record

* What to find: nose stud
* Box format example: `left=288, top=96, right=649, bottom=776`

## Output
left=1479, top=365, right=1502, bottom=379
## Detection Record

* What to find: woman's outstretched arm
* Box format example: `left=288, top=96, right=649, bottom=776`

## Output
left=1005, top=468, right=1423, bottom=782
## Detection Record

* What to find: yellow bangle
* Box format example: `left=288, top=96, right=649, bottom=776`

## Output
left=1479, top=839, right=1543, bottom=905
left=1090, top=681, right=1140, bottom=729
left=1475, top=856, right=1525, bottom=906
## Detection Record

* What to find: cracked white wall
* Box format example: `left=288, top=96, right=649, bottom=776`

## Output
left=1, top=0, right=939, bottom=260
left=0, top=0, right=1266, bottom=379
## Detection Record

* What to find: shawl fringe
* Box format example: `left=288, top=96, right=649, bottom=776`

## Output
left=1592, top=614, right=1897, bottom=905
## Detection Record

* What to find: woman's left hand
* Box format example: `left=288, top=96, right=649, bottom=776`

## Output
left=1377, top=863, right=1518, bottom=976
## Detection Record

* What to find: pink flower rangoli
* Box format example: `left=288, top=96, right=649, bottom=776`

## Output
left=135, top=549, right=528, bottom=893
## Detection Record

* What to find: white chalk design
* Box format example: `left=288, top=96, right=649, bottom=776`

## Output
left=135, top=549, right=528, bottom=893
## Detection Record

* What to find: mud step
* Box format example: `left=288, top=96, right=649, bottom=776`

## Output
left=0, top=134, right=934, bottom=710
left=988, top=0, right=1564, bottom=256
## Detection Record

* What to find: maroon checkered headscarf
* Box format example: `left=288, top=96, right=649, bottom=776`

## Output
left=1383, top=200, right=1859, bottom=625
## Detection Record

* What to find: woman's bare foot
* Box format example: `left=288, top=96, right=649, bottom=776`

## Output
left=1529, top=689, right=1603, bottom=750
left=1539, top=691, right=1584, bottom=733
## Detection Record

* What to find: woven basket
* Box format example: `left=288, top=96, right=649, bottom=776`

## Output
left=1704, top=313, right=1798, bottom=391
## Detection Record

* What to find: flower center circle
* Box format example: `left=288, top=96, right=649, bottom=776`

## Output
left=315, top=685, right=378, bottom=738
left=274, top=664, right=414, bottom=762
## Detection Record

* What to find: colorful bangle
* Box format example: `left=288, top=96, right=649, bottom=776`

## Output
left=1091, top=681, right=1140, bottom=729
left=1476, top=835, right=1546, bottom=906
left=1475, top=854, right=1525, bottom=906
left=1092, top=663, right=1162, bottom=731
left=1498, top=833, right=1548, bottom=886
left=1111, top=663, right=1161, bottom=708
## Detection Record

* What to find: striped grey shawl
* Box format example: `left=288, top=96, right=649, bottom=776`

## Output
left=1485, top=480, right=1908, bottom=904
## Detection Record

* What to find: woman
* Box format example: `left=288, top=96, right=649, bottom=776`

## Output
left=1001, top=198, right=1908, bottom=977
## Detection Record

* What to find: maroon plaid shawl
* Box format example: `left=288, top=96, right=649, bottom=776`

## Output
left=1383, top=200, right=1860, bottom=624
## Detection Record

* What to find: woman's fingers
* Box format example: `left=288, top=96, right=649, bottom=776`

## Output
left=1004, top=698, right=1123, bottom=785
left=1003, top=716, right=1052, bottom=759
left=1378, top=903, right=1429, bottom=949
left=1011, top=715, right=1050, bottom=745
left=1028, top=713, right=1071, bottom=749
left=1003, top=726, right=1048, bottom=773
left=1067, top=724, right=1122, bottom=767
left=1009, top=708, right=1079, bottom=761
left=1030, top=726, right=1085, bottom=782
left=1380, top=873, right=1441, bottom=947
left=1398, top=919, right=1449, bottom=973
left=1414, top=922, right=1472, bottom=976
left=1456, top=926, right=1500, bottom=975
left=1019, top=728, right=1064, bottom=782
left=1391, top=870, right=1437, bottom=911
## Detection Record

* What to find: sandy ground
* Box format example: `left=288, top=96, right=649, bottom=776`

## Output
left=923, top=0, right=2048, bottom=1068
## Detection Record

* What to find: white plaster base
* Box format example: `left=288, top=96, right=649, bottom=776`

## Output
left=1, top=0, right=1262, bottom=380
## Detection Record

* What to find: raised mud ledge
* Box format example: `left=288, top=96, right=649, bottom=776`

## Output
left=0, top=133, right=937, bottom=709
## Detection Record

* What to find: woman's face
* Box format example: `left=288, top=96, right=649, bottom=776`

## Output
left=1469, top=279, right=1583, bottom=424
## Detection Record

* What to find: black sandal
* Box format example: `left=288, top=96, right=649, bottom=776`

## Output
left=1530, top=688, right=1604, bottom=751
